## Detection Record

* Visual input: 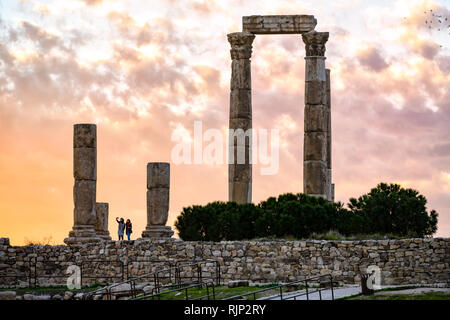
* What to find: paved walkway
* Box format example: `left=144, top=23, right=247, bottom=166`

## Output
left=260, top=285, right=450, bottom=300
left=261, top=285, right=361, bottom=300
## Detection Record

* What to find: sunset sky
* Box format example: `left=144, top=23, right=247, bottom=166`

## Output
left=1, top=0, right=450, bottom=245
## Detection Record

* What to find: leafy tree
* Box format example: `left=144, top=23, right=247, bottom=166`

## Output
left=347, top=183, right=438, bottom=237
left=175, top=183, right=439, bottom=240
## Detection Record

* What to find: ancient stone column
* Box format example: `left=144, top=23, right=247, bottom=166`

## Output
left=95, top=202, right=112, bottom=240
left=302, top=31, right=329, bottom=199
left=325, top=68, right=334, bottom=202
left=227, top=32, right=255, bottom=204
left=64, top=124, right=101, bottom=245
left=141, top=162, right=174, bottom=238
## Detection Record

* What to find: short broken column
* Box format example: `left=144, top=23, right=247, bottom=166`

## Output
left=302, top=31, right=330, bottom=199
left=64, top=124, right=101, bottom=245
left=141, top=162, right=174, bottom=238
left=227, top=32, right=255, bottom=204
left=95, top=202, right=112, bottom=240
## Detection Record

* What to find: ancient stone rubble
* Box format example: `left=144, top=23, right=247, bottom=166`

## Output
left=1, top=237, right=448, bottom=288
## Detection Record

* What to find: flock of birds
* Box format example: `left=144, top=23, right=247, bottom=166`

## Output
left=402, top=9, right=450, bottom=48
left=423, top=9, right=449, bottom=33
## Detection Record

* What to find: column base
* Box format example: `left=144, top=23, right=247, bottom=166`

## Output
left=64, top=225, right=102, bottom=245
left=96, top=231, right=112, bottom=241
left=141, top=226, right=174, bottom=238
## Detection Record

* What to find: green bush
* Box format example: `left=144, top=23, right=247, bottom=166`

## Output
left=347, top=183, right=438, bottom=237
left=174, top=183, right=439, bottom=241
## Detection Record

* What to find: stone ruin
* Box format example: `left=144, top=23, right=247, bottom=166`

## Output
left=64, top=124, right=173, bottom=245
left=65, top=15, right=335, bottom=244
left=228, top=15, right=334, bottom=203
left=64, top=124, right=103, bottom=245
left=141, top=163, right=174, bottom=238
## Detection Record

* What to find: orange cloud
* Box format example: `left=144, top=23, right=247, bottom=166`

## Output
left=0, top=0, right=449, bottom=245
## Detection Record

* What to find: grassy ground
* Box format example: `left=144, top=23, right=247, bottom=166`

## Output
left=141, top=284, right=280, bottom=300
left=339, top=286, right=450, bottom=300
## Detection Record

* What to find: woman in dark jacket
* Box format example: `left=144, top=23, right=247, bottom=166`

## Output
left=125, top=219, right=132, bottom=241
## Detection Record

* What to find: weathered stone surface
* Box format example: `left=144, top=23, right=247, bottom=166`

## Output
left=64, top=291, right=74, bottom=300
left=229, top=118, right=252, bottom=133
left=73, top=147, right=96, bottom=180
left=110, top=283, right=131, bottom=293
left=231, top=60, right=251, bottom=89
left=95, top=202, right=111, bottom=240
left=326, top=69, right=332, bottom=169
left=95, top=202, right=108, bottom=232
left=73, top=124, right=96, bottom=148
left=325, top=69, right=333, bottom=202
left=303, top=161, right=328, bottom=196
left=65, top=224, right=101, bottom=245
left=228, top=280, right=249, bottom=288
left=304, top=105, right=328, bottom=132
left=227, top=32, right=255, bottom=60
left=303, top=31, right=328, bottom=200
left=302, top=31, right=329, bottom=57
left=0, top=238, right=448, bottom=287
left=243, top=15, right=317, bottom=34
left=230, top=90, right=252, bottom=119
left=0, top=291, right=16, bottom=300
left=147, top=162, right=170, bottom=189
left=229, top=164, right=251, bottom=182
left=304, top=57, right=326, bottom=81
left=146, top=188, right=169, bottom=226
left=73, top=180, right=96, bottom=226
left=304, top=132, right=327, bottom=161
left=141, top=226, right=174, bottom=238
left=68, top=122, right=100, bottom=245
left=305, top=80, right=326, bottom=105
left=229, top=181, right=252, bottom=204
left=228, top=32, right=254, bottom=205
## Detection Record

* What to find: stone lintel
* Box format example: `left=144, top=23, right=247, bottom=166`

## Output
left=242, top=15, right=316, bottom=34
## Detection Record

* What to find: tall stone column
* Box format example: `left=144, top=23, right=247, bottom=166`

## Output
left=325, top=69, right=334, bottom=202
left=141, top=162, right=174, bottom=238
left=227, top=32, right=255, bottom=204
left=64, top=124, right=101, bottom=245
left=95, top=202, right=112, bottom=240
left=302, top=31, right=329, bottom=199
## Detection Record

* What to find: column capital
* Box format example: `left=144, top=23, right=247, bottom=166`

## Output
left=227, top=32, right=255, bottom=60
left=302, top=31, right=329, bottom=57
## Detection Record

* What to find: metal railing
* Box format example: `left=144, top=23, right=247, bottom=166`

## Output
left=223, top=274, right=334, bottom=301
left=0, top=257, right=174, bottom=288
left=135, top=281, right=216, bottom=300
left=84, top=259, right=221, bottom=300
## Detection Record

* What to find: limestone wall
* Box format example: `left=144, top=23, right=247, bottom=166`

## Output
left=0, top=237, right=448, bottom=287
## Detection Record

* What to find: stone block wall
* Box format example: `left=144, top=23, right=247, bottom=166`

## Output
left=0, top=237, right=448, bottom=287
